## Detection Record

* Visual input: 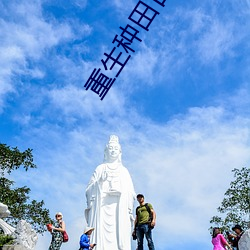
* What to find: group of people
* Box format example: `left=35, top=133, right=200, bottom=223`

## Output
left=48, top=193, right=156, bottom=250
left=48, top=135, right=156, bottom=250
left=212, top=224, right=245, bottom=250
left=84, top=135, right=157, bottom=250
left=47, top=136, right=247, bottom=250
left=47, top=212, right=96, bottom=250
left=81, top=193, right=156, bottom=250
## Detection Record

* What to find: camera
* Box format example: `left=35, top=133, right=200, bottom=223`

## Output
left=132, top=231, right=137, bottom=240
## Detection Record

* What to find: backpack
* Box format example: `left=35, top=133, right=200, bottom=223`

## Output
left=136, top=203, right=154, bottom=229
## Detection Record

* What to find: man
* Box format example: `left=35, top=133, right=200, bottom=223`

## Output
left=133, top=194, right=156, bottom=250
left=230, top=225, right=244, bottom=250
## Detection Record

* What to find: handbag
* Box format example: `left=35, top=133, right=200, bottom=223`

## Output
left=62, top=231, right=69, bottom=242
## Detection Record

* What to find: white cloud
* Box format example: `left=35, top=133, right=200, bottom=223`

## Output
left=196, top=20, right=235, bottom=63
left=48, top=84, right=126, bottom=120
left=147, top=6, right=242, bottom=69
left=110, top=0, right=137, bottom=17
left=122, top=44, right=160, bottom=89
left=73, top=0, right=87, bottom=9
left=0, top=0, right=80, bottom=111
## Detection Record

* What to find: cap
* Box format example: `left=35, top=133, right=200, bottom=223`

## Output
left=136, top=194, right=144, bottom=198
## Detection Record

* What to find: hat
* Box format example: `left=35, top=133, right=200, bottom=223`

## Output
left=232, top=225, right=243, bottom=231
left=84, top=227, right=94, bottom=234
left=55, top=212, right=63, bottom=218
left=136, top=194, right=144, bottom=198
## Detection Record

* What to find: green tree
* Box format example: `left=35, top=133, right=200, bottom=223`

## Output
left=0, top=143, right=52, bottom=233
left=210, top=167, right=250, bottom=232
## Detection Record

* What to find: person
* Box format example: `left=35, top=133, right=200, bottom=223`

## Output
left=79, top=227, right=96, bottom=250
left=85, top=135, right=136, bottom=250
left=211, top=227, right=232, bottom=250
left=230, top=225, right=244, bottom=250
left=133, top=194, right=156, bottom=250
left=226, top=231, right=238, bottom=249
left=48, top=212, right=66, bottom=250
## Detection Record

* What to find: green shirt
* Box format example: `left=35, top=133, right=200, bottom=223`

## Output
left=136, top=203, right=153, bottom=225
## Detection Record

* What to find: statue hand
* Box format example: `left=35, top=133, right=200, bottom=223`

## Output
left=130, top=213, right=135, bottom=222
left=101, top=171, right=108, bottom=181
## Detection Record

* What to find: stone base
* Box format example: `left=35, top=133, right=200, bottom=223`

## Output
left=2, top=245, right=26, bottom=250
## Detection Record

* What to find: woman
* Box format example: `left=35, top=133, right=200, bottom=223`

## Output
left=79, top=227, right=96, bottom=250
left=49, top=212, right=66, bottom=250
left=212, top=227, right=232, bottom=250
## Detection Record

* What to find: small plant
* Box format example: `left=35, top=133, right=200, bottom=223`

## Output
left=0, top=234, right=14, bottom=247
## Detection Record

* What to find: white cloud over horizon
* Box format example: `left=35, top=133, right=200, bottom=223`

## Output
left=8, top=95, right=250, bottom=249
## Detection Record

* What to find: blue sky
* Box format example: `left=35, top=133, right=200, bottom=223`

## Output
left=1, top=0, right=250, bottom=249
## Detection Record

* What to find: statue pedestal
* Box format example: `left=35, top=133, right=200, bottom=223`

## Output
left=1, top=245, right=26, bottom=250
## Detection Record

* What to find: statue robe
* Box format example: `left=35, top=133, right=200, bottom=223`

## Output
left=239, top=229, right=250, bottom=250
left=85, top=163, right=136, bottom=250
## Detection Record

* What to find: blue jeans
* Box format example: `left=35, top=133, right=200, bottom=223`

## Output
left=136, top=223, right=155, bottom=250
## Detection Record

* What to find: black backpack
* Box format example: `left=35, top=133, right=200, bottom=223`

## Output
left=136, top=203, right=154, bottom=229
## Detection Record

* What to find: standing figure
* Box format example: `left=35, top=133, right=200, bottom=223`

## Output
left=85, top=135, right=136, bottom=250
left=228, top=225, right=244, bottom=250
left=230, top=225, right=245, bottom=250
left=133, top=194, right=156, bottom=250
left=48, top=212, right=66, bottom=250
left=211, top=227, right=232, bottom=250
left=79, top=227, right=96, bottom=250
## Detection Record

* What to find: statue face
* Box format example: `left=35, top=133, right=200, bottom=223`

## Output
left=107, top=142, right=121, bottom=160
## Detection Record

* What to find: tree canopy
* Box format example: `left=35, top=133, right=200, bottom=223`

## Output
left=210, top=167, right=250, bottom=232
left=0, top=143, right=52, bottom=233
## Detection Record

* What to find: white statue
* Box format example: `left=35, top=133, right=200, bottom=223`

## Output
left=0, top=203, right=38, bottom=250
left=85, top=135, right=136, bottom=250
left=13, top=220, right=38, bottom=250
left=239, top=229, right=250, bottom=250
left=0, top=202, right=15, bottom=235
left=0, top=202, right=11, bottom=218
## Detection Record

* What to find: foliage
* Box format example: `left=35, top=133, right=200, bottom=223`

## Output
left=0, top=144, right=36, bottom=176
left=0, top=234, right=14, bottom=246
left=0, top=143, right=52, bottom=233
left=210, top=167, right=250, bottom=233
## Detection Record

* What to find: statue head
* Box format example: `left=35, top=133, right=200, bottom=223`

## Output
left=104, top=135, right=122, bottom=163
